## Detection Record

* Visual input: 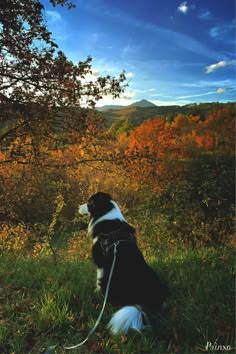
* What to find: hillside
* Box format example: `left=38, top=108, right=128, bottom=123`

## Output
left=96, top=99, right=156, bottom=111
left=100, top=102, right=234, bottom=128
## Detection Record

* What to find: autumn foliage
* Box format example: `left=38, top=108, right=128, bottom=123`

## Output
left=0, top=103, right=234, bottom=248
left=124, top=106, right=235, bottom=246
left=0, top=0, right=235, bottom=250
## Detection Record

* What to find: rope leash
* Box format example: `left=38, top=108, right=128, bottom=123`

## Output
left=47, top=241, right=118, bottom=351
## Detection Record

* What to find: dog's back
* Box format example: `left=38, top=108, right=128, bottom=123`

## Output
left=104, top=237, right=168, bottom=311
left=92, top=220, right=168, bottom=312
left=79, top=192, right=169, bottom=334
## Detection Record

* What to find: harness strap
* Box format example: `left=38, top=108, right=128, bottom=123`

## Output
left=63, top=241, right=119, bottom=350
left=97, top=229, right=136, bottom=257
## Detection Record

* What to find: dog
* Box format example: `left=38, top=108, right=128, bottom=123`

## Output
left=79, top=192, right=169, bottom=335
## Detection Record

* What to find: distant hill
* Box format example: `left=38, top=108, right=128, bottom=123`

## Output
left=129, top=99, right=157, bottom=108
left=96, top=99, right=157, bottom=111
left=99, top=102, right=234, bottom=128
left=96, top=104, right=125, bottom=112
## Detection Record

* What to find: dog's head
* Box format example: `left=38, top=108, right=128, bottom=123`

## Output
left=79, top=192, right=115, bottom=219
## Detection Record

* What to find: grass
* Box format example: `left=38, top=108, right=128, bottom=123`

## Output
left=0, top=222, right=235, bottom=353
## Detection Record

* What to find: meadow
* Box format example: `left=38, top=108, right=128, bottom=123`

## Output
left=0, top=208, right=235, bottom=353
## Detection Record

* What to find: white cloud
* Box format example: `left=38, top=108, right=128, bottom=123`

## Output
left=152, top=99, right=181, bottom=106
left=96, top=94, right=136, bottom=107
left=206, top=60, right=236, bottom=73
left=177, top=91, right=216, bottom=99
left=181, top=79, right=233, bottom=88
left=216, top=88, right=225, bottom=94
left=177, top=2, right=189, bottom=14
left=206, top=60, right=227, bottom=73
left=96, top=87, right=137, bottom=106
left=121, top=91, right=137, bottom=100
left=46, top=10, right=62, bottom=23
left=83, top=68, right=100, bottom=81
left=126, top=72, right=135, bottom=80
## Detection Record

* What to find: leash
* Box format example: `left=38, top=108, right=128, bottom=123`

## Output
left=62, top=241, right=119, bottom=350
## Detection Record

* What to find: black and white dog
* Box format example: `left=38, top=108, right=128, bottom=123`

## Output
left=79, top=192, right=168, bottom=335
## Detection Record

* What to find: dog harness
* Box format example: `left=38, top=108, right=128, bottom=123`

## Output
left=97, top=229, right=136, bottom=256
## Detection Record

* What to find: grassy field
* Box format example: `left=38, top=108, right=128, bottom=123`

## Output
left=0, top=215, right=235, bottom=354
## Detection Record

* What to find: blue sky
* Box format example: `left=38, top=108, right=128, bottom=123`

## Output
left=43, top=0, right=235, bottom=106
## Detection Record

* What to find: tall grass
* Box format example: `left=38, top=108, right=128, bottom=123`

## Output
left=0, top=214, right=235, bottom=353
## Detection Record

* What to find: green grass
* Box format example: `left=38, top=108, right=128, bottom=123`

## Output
left=0, top=229, right=235, bottom=353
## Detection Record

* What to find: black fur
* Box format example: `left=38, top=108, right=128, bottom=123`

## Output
left=82, top=192, right=169, bottom=326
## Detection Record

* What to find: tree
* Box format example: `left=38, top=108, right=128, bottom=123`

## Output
left=0, top=0, right=126, bottom=164
left=125, top=110, right=235, bottom=246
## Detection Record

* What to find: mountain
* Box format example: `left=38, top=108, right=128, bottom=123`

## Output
left=129, top=99, right=157, bottom=108
left=96, top=99, right=157, bottom=111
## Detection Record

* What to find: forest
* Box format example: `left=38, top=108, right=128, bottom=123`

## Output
left=1, top=103, right=234, bottom=248
left=0, top=0, right=235, bottom=353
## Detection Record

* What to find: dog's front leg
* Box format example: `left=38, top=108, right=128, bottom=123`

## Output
left=95, top=267, right=104, bottom=292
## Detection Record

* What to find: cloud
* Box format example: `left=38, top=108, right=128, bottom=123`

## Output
left=152, top=99, right=182, bottom=106
left=181, top=79, right=233, bottom=88
left=126, top=72, right=135, bottom=80
left=216, top=88, right=225, bottom=94
left=206, top=60, right=236, bottom=73
left=177, top=91, right=216, bottom=99
left=46, top=10, right=62, bottom=23
left=141, top=21, right=219, bottom=59
left=198, top=9, right=212, bottom=20
left=210, top=24, right=235, bottom=40
left=177, top=2, right=189, bottom=14
left=121, top=91, right=137, bottom=100
left=96, top=90, right=137, bottom=106
left=84, top=3, right=218, bottom=59
left=206, top=60, right=227, bottom=73
left=80, top=68, right=100, bottom=83
left=45, top=10, right=69, bottom=41
left=177, top=86, right=234, bottom=99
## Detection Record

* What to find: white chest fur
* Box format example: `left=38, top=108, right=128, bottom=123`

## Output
left=88, top=201, right=126, bottom=236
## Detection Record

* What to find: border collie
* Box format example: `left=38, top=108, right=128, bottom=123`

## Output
left=79, top=192, right=168, bottom=335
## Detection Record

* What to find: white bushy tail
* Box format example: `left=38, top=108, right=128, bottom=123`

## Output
left=108, top=306, right=148, bottom=335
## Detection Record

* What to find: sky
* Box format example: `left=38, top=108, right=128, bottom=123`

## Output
left=43, top=0, right=236, bottom=106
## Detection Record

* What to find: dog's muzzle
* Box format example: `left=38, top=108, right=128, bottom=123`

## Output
left=79, top=204, right=90, bottom=215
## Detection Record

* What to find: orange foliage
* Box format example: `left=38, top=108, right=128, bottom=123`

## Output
left=196, top=135, right=214, bottom=149
left=125, top=109, right=235, bottom=190
left=127, top=118, right=171, bottom=155
left=199, top=107, right=235, bottom=152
